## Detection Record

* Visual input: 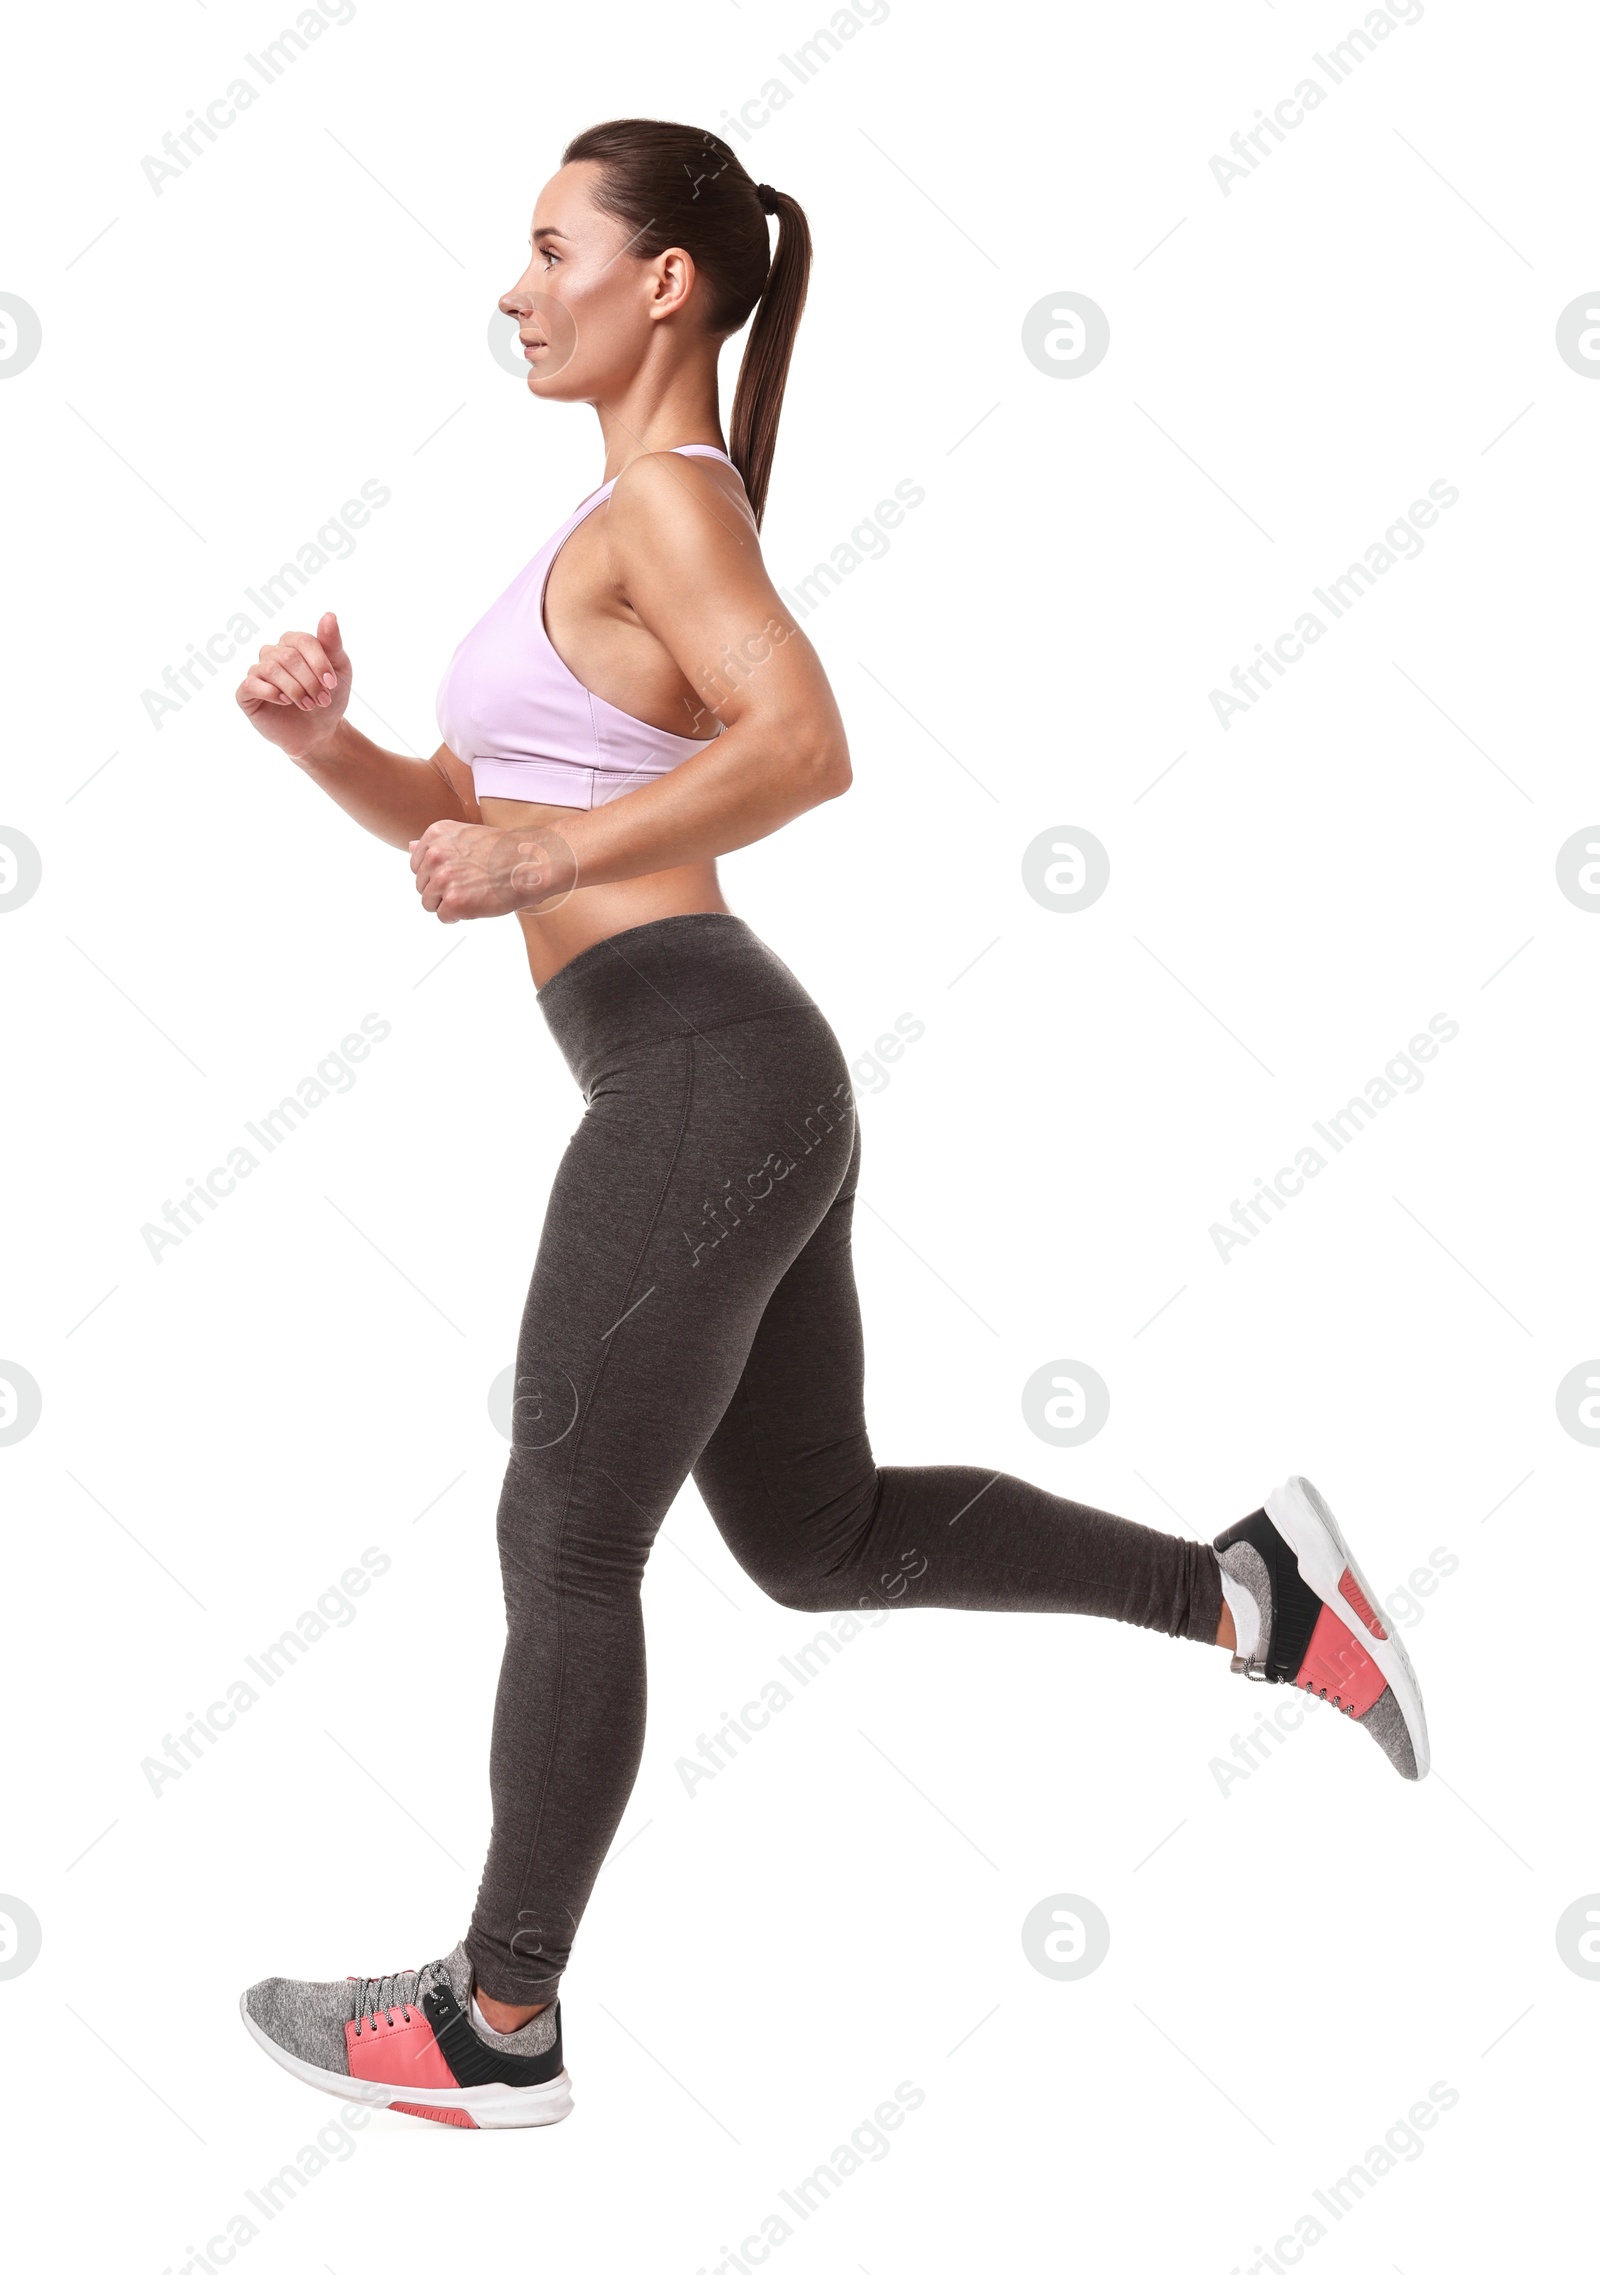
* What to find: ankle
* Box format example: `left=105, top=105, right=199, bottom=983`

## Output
left=474, top=1986, right=551, bottom=2033
left=1214, top=1547, right=1265, bottom=1661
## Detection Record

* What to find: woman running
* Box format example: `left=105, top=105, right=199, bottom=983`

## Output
left=235, top=118, right=1429, bottom=2132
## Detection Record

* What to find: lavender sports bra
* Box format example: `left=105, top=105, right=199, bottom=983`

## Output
left=434, top=443, right=732, bottom=809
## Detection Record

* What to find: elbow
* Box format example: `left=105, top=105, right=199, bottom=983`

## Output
left=801, top=734, right=852, bottom=803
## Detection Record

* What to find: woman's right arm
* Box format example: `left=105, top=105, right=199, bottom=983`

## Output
left=236, top=608, right=478, bottom=848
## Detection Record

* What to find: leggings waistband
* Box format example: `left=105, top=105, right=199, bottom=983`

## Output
left=535, top=913, right=821, bottom=1089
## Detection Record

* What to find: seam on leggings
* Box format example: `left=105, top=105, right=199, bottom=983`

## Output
left=505, top=1030, right=699, bottom=1956
left=566, top=1010, right=833, bottom=1087
left=568, top=1002, right=832, bottom=1083
left=673, top=1002, right=831, bottom=1043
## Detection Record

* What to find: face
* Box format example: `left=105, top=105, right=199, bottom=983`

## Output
left=499, top=161, right=699, bottom=400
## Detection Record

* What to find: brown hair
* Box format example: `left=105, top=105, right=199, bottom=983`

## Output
left=561, top=118, right=811, bottom=528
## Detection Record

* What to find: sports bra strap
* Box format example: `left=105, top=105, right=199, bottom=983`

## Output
left=574, top=444, right=735, bottom=520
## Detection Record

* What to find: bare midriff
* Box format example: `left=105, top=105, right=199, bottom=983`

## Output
left=479, top=794, right=731, bottom=990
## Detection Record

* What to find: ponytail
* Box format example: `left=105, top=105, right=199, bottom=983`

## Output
left=561, top=120, right=813, bottom=528
left=730, top=188, right=811, bottom=529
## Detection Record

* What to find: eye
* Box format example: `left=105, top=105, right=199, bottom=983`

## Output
left=541, top=248, right=560, bottom=268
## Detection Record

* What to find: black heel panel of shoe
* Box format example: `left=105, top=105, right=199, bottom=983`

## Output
left=1214, top=1507, right=1323, bottom=1683
left=423, top=1983, right=565, bottom=2089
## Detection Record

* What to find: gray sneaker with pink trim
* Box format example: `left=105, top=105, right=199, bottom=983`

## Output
left=1214, top=1476, right=1430, bottom=1780
left=241, top=1939, right=571, bottom=2129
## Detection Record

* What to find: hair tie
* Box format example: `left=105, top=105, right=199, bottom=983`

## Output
left=755, top=182, right=779, bottom=214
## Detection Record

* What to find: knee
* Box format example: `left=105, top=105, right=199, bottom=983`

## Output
left=744, top=1513, right=900, bottom=1620
left=757, top=1548, right=932, bottom=1620
left=702, top=1463, right=890, bottom=1615
left=753, top=1560, right=860, bottom=1617
left=495, top=1455, right=653, bottom=1603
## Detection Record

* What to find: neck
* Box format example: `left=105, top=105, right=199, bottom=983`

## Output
left=595, top=348, right=726, bottom=480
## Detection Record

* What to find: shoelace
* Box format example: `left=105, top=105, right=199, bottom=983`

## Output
left=350, top=1958, right=444, bottom=2032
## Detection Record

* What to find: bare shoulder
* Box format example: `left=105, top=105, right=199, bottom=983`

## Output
left=603, top=450, right=759, bottom=584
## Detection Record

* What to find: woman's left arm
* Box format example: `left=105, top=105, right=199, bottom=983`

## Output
left=410, top=453, right=852, bottom=920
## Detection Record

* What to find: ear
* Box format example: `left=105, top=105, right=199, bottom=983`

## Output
left=649, top=246, right=697, bottom=320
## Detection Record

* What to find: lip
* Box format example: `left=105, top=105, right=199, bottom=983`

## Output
left=519, top=336, right=548, bottom=354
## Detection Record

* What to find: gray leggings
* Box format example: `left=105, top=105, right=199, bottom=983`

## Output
left=465, top=914, right=1221, bottom=2004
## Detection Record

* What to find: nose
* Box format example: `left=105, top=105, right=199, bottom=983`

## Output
left=500, top=258, right=542, bottom=318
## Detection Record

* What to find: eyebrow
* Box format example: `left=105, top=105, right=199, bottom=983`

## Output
left=532, top=226, right=570, bottom=243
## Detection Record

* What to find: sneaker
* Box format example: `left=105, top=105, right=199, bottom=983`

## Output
left=1214, top=1475, right=1430, bottom=1780
left=240, top=1940, right=571, bottom=2129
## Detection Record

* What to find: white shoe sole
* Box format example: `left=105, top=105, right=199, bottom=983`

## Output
left=239, top=1999, right=574, bottom=2129
left=1265, top=1474, right=1431, bottom=1780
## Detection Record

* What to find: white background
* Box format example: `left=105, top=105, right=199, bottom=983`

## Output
left=2, top=0, right=1595, bottom=2267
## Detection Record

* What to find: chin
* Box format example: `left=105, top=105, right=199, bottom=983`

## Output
left=526, top=362, right=587, bottom=401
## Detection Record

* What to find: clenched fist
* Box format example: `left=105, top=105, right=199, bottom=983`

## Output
left=236, top=610, right=352, bottom=761
left=409, top=818, right=578, bottom=922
